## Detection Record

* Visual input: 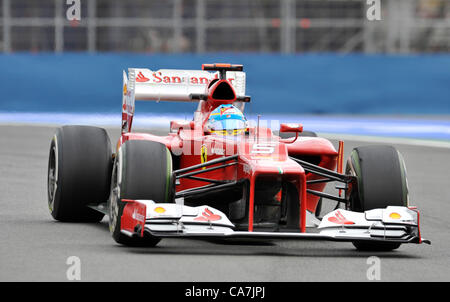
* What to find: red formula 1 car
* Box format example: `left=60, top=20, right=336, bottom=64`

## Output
left=47, top=63, right=429, bottom=251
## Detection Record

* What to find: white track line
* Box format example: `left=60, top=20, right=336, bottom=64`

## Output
left=1, top=120, right=449, bottom=149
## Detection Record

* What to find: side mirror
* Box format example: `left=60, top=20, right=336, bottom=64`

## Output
left=170, top=120, right=195, bottom=133
left=279, top=123, right=303, bottom=133
left=279, top=123, right=303, bottom=144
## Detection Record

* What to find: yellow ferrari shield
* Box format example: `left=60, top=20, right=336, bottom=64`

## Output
left=200, top=144, right=207, bottom=169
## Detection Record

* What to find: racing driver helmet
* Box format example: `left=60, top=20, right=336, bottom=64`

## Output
left=206, top=104, right=248, bottom=136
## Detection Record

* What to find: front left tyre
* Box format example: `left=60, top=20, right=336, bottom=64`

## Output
left=108, top=140, right=174, bottom=246
left=47, top=126, right=112, bottom=222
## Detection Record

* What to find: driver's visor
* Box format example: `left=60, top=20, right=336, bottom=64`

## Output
left=209, top=119, right=246, bottom=131
left=211, top=128, right=247, bottom=136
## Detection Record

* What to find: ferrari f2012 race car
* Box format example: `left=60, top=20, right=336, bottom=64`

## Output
left=47, top=63, right=429, bottom=251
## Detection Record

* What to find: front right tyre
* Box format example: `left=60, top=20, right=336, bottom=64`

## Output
left=346, top=145, right=409, bottom=251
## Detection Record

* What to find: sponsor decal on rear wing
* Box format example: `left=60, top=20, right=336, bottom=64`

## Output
left=127, top=68, right=246, bottom=102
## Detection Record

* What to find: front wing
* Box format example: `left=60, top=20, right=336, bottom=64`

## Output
left=120, top=200, right=430, bottom=245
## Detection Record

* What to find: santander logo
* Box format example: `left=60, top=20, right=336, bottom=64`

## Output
left=136, top=71, right=150, bottom=82
left=327, top=210, right=355, bottom=225
left=194, top=208, right=221, bottom=222
left=131, top=208, right=145, bottom=223
left=135, top=71, right=235, bottom=86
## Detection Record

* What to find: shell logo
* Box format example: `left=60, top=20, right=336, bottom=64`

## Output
left=389, top=212, right=401, bottom=219
left=154, top=207, right=166, bottom=214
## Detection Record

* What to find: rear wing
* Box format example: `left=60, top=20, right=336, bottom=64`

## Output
left=122, top=67, right=246, bottom=133
left=128, top=68, right=246, bottom=102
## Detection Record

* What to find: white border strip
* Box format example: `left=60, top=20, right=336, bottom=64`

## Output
left=320, top=132, right=450, bottom=149
left=1, top=112, right=450, bottom=149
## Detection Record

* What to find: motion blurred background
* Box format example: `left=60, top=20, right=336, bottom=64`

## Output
left=0, top=0, right=449, bottom=138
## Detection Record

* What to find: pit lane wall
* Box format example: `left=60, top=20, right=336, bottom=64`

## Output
left=0, top=53, right=449, bottom=114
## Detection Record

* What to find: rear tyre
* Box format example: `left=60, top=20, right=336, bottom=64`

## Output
left=109, top=140, right=174, bottom=246
left=346, top=145, right=409, bottom=251
left=47, top=126, right=112, bottom=222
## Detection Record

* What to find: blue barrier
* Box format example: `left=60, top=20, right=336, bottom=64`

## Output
left=0, top=53, right=449, bottom=114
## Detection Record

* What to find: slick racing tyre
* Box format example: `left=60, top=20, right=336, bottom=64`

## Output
left=47, top=126, right=112, bottom=222
left=279, top=130, right=317, bottom=139
left=109, top=140, right=174, bottom=246
left=346, top=145, right=409, bottom=251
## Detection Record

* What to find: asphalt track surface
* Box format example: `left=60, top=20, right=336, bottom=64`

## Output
left=0, top=125, right=448, bottom=282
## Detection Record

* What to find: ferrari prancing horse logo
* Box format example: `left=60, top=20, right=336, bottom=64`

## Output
left=200, top=144, right=207, bottom=169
